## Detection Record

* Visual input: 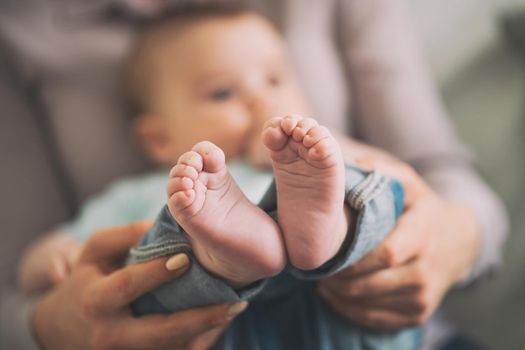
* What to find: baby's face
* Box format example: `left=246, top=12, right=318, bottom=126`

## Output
left=143, top=13, right=309, bottom=165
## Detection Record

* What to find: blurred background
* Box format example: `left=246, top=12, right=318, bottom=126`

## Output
left=1, top=0, right=524, bottom=349
left=409, top=0, right=525, bottom=349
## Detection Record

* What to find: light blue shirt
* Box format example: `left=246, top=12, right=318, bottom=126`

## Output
left=62, top=159, right=274, bottom=241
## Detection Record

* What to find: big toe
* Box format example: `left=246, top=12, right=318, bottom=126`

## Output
left=192, top=141, right=226, bottom=173
left=262, top=117, right=288, bottom=151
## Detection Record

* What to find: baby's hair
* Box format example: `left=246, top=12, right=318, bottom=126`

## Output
left=124, top=4, right=251, bottom=118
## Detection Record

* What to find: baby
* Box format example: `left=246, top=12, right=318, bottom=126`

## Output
left=126, top=6, right=352, bottom=286
left=18, top=6, right=418, bottom=349
left=19, top=6, right=349, bottom=290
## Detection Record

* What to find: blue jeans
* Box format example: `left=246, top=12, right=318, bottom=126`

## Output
left=127, top=163, right=420, bottom=350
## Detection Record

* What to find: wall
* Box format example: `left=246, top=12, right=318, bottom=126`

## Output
left=407, top=0, right=525, bottom=82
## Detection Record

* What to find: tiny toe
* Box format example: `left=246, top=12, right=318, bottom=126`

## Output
left=262, top=119, right=288, bottom=151
left=169, top=164, right=199, bottom=180
left=177, top=151, right=203, bottom=172
left=281, top=114, right=303, bottom=135
left=308, top=144, right=326, bottom=160
left=169, top=189, right=196, bottom=211
left=192, top=141, right=226, bottom=173
left=292, top=118, right=318, bottom=142
left=263, top=117, right=282, bottom=130
left=303, top=125, right=331, bottom=148
left=166, top=176, right=194, bottom=197
left=307, top=137, right=338, bottom=161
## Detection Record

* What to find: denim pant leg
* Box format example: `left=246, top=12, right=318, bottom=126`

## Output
left=127, top=205, right=266, bottom=314
left=127, top=163, right=404, bottom=313
left=126, top=163, right=420, bottom=349
left=215, top=278, right=421, bottom=350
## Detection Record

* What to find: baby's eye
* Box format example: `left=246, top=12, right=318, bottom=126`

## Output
left=209, top=87, right=234, bottom=101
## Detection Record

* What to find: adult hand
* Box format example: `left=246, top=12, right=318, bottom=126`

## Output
left=18, top=231, right=82, bottom=294
left=319, top=139, right=481, bottom=329
left=32, top=221, right=247, bottom=350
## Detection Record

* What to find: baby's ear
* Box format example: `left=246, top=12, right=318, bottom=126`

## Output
left=132, top=114, right=173, bottom=164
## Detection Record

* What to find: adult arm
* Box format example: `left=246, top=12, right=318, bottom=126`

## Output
left=318, top=144, right=481, bottom=328
left=337, top=0, right=508, bottom=282
left=0, top=34, right=72, bottom=349
left=323, top=1, right=509, bottom=327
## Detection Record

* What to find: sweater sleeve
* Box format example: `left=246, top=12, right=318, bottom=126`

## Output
left=336, top=0, right=508, bottom=283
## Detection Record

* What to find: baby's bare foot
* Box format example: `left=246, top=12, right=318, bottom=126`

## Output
left=262, top=115, right=347, bottom=270
left=167, top=141, right=285, bottom=287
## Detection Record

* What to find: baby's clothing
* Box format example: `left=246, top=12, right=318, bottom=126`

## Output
left=60, top=160, right=273, bottom=241
left=128, top=163, right=404, bottom=310
left=62, top=160, right=420, bottom=350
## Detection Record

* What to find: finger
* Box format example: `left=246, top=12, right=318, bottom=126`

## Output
left=78, top=221, right=153, bottom=265
left=353, top=157, right=429, bottom=206
left=383, top=165, right=430, bottom=206
left=319, top=287, right=421, bottom=329
left=113, top=302, right=247, bottom=349
left=346, top=292, right=425, bottom=315
left=343, top=144, right=431, bottom=207
left=187, top=326, right=227, bottom=350
left=338, top=208, right=428, bottom=277
left=90, top=254, right=190, bottom=311
left=320, top=281, right=424, bottom=315
left=324, top=262, right=423, bottom=299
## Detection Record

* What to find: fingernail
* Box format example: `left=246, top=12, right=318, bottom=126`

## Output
left=227, top=301, right=248, bottom=319
left=165, top=254, right=189, bottom=271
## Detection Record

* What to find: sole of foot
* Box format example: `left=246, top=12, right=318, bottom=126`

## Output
left=261, top=115, right=348, bottom=270
left=167, top=141, right=286, bottom=286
